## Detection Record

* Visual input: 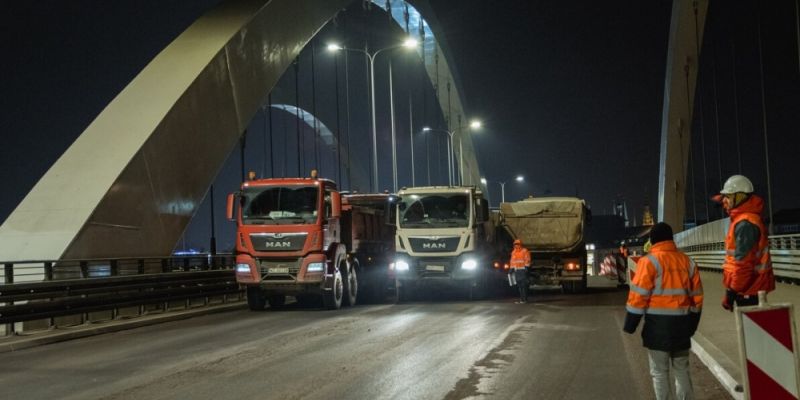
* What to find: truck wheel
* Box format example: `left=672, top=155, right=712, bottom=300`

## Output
left=246, top=286, right=266, bottom=311
left=342, top=261, right=358, bottom=307
left=323, top=270, right=344, bottom=310
left=267, top=295, right=286, bottom=309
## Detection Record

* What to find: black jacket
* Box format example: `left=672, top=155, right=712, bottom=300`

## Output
left=623, top=311, right=701, bottom=352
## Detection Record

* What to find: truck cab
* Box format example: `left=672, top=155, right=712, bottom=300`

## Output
left=391, top=186, right=491, bottom=300
left=227, top=177, right=354, bottom=310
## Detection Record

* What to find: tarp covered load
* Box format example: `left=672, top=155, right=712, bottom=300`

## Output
left=499, top=197, right=586, bottom=253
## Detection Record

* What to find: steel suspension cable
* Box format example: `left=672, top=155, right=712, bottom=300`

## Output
left=756, top=4, right=775, bottom=234
left=693, top=2, right=710, bottom=221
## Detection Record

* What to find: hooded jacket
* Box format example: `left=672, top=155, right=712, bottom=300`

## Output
left=724, top=194, right=775, bottom=296
left=623, top=240, right=703, bottom=351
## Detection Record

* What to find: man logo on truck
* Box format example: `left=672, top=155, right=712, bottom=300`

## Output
left=423, top=242, right=447, bottom=249
left=264, top=241, right=292, bottom=248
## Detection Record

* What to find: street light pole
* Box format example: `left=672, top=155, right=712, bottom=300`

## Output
left=422, top=127, right=454, bottom=186
left=484, top=175, right=523, bottom=206
left=328, top=39, right=418, bottom=193
left=389, top=60, right=397, bottom=192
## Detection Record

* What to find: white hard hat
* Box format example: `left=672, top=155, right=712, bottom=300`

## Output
left=720, top=175, right=754, bottom=194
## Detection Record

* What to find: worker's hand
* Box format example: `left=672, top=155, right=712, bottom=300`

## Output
left=722, top=289, right=736, bottom=312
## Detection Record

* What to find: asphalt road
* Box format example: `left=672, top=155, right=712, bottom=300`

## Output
left=0, top=283, right=731, bottom=400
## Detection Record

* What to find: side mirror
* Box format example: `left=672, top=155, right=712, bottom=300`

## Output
left=331, top=191, right=341, bottom=218
left=226, top=193, right=235, bottom=221
left=475, top=198, right=489, bottom=223
left=385, top=195, right=398, bottom=226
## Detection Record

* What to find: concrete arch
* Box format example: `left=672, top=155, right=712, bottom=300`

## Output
left=0, top=0, right=478, bottom=261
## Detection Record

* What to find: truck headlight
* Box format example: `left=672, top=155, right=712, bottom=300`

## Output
left=236, top=263, right=251, bottom=273
left=461, top=259, right=477, bottom=270
left=307, top=262, right=325, bottom=272
left=393, top=260, right=410, bottom=271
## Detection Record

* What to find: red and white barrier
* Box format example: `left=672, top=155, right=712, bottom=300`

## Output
left=737, top=296, right=800, bottom=400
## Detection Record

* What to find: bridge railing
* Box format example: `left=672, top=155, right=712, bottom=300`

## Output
left=674, top=218, right=800, bottom=282
left=0, top=255, right=242, bottom=336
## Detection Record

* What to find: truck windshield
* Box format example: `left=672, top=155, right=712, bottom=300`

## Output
left=240, top=186, right=319, bottom=225
left=399, top=193, right=469, bottom=228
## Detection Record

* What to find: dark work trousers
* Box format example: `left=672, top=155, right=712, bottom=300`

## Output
left=514, top=268, right=529, bottom=302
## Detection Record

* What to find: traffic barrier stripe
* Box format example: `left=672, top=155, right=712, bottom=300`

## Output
left=742, top=308, right=799, bottom=399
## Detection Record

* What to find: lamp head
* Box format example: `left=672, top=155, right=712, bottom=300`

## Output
left=402, top=37, right=418, bottom=48
left=422, top=126, right=432, bottom=132
left=515, top=176, right=524, bottom=182
left=326, top=43, right=342, bottom=52
left=469, top=120, right=482, bottom=130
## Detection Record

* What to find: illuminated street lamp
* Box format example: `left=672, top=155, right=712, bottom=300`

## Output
left=422, top=127, right=454, bottom=186
left=483, top=175, right=524, bottom=204
left=458, top=119, right=482, bottom=185
left=422, top=120, right=481, bottom=186
left=327, top=38, right=418, bottom=192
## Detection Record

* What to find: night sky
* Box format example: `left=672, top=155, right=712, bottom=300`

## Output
left=2, top=1, right=798, bottom=251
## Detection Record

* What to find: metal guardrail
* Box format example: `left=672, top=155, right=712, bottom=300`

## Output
left=0, top=255, right=241, bottom=334
left=675, top=219, right=800, bottom=282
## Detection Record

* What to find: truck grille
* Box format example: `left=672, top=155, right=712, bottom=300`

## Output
left=408, top=237, right=460, bottom=253
left=251, top=233, right=307, bottom=252
left=258, top=258, right=301, bottom=281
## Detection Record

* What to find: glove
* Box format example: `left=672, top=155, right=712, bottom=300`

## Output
left=722, top=289, right=736, bottom=312
left=622, top=312, right=642, bottom=334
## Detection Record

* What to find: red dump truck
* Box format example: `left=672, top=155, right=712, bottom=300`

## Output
left=227, top=176, right=395, bottom=310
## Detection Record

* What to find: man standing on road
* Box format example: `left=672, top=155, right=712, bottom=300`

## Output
left=713, top=174, right=775, bottom=311
left=623, top=222, right=703, bottom=400
left=509, top=239, right=531, bottom=304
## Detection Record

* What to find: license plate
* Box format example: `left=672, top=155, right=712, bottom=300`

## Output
left=269, top=267, right=289, bottom=274
left=426, top=265, right=445, bottom=272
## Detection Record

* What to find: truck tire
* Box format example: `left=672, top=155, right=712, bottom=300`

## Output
left=246, top=286, right=266, bottom=311
left=267, top=295, right=286, bottom=309
left=323, top=270, right=344, bottom=310
left=342, top=260, right=358, bottom=307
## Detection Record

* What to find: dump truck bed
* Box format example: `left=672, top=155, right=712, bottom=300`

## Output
left=498, top=197, right=586, bottom=253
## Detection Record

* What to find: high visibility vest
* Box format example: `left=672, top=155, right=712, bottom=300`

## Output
left=510, top=247, right=531, bottom=269
left=626, top=241, right=703, bottom=316
left=723, top=212, right=775, bottom=295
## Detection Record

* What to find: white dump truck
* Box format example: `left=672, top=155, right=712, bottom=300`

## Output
left=390, top=186, right=492, bottom=301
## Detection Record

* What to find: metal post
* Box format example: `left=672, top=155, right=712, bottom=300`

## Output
left=500, top=182, right=506, bottom=204
left=210, top=184, right=217, bottom=256
left=4, top=263, right=12, bottom=284
left=389, top=60, right=397, bottom=192
left=459, top=136, right=463, bottom=186
left=409, top=94, right=415, bottom=187
left=369, top=53, right=378, bottom=192
left=447, top=132, right=455, bottom=186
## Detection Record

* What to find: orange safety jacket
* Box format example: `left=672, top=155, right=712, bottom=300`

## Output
left=723, top=195, right=775, bottom=296
left=510, top=246, right=531, bottom=269
left=626, top=241, right=703, bottom=317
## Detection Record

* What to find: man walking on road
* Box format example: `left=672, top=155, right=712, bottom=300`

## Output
left=509, top=239, right=531, bottom=303
left=713, top=174, right=775, bottom=310
left=623, top=222, right=703, bottom=400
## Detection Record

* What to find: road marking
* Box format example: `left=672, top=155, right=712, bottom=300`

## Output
left=691, top=332, right=744, bottom=400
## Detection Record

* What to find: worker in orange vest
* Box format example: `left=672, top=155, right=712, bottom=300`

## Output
left=623, top=222, right=703, bottom=400
left=713, top=175, right=775, bottom=310
left=509, top=239, right=531, bottom=303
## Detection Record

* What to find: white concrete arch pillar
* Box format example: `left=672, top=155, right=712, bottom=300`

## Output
left=0, top=0, right=353, bottom=260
